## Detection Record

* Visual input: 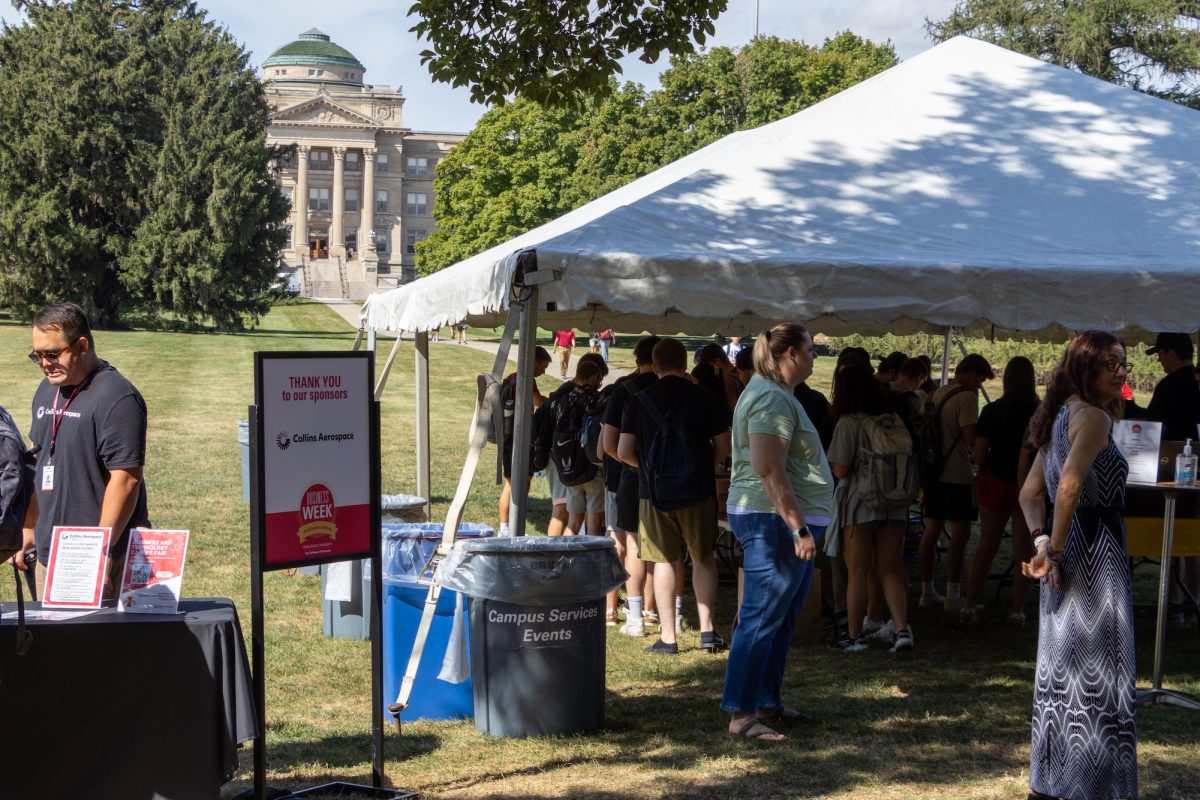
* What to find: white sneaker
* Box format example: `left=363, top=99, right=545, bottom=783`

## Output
left=889, top=626, right=914, bottom=653
left=918, top=589, right=945, bottom=609
left=618, top=620, right=644, bottom=637
left=868, top=619, right=896, bottom=643
left=675, top=612, right=686, bottom=632
left=862, top=616, right=883, bottom=636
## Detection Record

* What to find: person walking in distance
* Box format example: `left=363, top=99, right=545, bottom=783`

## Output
left=553, top=329, right=575, bottom=379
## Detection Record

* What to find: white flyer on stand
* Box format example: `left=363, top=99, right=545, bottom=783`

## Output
left=1113, top=420, right=1163, bottom=484
left=118, top=529, right=190, bottom=614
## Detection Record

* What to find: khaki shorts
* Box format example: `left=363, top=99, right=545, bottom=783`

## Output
left=565, top=474, right=605, bottom=516
left=546, top=462, right=568, bottom=504
left=638, top=496, right=717, bottom=563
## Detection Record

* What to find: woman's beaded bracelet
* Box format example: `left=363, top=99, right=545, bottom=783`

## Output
left=1033, top=534, right=1051, bottom=550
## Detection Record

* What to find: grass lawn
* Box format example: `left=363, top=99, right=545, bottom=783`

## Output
left=1, top=302, right=1197, bottom=799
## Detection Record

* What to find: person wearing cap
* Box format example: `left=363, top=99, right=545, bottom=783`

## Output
left=875, top=351, right=907, bottom=387
left=1145, top=332, right=1200, bottom=622
left=1145, top=332, right=1200, bottom=442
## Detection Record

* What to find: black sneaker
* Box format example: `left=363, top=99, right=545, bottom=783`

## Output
left=644, top=639, right=679, bottom=656
left=700, top=631, right=727, bottom=652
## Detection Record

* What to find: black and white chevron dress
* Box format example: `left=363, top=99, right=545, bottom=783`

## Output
left=1031, top=403, right=1137, bottom=799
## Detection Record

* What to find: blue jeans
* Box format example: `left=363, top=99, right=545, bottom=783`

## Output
left=599, top=339, right=610, bottom=362
left=721, top=513, right=825, bottom=714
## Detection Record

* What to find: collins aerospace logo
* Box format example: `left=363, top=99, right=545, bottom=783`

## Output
left=276, top=431, right=354, bottom=451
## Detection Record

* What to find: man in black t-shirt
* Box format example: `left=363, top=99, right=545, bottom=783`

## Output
left=618, top=338, right=730, bottom=655
left=19, top=303, right=149, bottom=599
left=601, top=336, right=659, bottom=636
left=1145, top=332, right=1200, bottom=616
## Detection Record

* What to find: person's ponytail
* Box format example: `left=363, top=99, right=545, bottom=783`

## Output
left=752, top=323, right=809, bottom=387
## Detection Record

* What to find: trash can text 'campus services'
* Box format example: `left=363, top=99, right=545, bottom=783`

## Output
left=382, top=523, right=493, bottom=722
left=436, top=536, right=627, bottom=737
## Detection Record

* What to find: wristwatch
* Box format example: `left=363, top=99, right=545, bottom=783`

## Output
left=791, top=526, right=812, bottom=539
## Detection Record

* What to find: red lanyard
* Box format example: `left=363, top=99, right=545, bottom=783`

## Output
left=48, top=380, right=88, bottom=458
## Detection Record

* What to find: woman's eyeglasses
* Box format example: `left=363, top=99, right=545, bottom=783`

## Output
left=1104, top=359, right=1132, bottom=374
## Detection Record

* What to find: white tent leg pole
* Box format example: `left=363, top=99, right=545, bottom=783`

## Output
left=374, top=334, right=403, bottom=400
left=351, top=329, right=364, bottom=351
left=367, top=329, right=377, bottom=352
left=415, top=331, right=431, bottom=520
left=941, top=327, right=952, bottom=386
left=509, top=287, right=540, bottom=536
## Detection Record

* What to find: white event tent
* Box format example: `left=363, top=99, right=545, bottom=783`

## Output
left=363, top=36, right=1200, bottom=342
left=361, top=35, right=1200, bottom=534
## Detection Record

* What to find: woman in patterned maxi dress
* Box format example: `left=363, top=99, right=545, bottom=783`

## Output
left=1018, top=331, right=1137, bottom=800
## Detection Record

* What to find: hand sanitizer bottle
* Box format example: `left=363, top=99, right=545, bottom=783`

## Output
left=1176, top=438, right=1197, bottom=487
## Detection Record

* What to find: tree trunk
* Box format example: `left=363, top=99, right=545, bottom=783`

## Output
left=91, top=265, right=126, bottom=329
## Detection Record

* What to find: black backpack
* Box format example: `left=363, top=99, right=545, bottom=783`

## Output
left=485, top=374, right=517, bottom=446
left=0, top=406, right=31, bottom=562
left=550, top=384, right=600, bottom=486
left=637, top=390, right=707, bottom=511
left=581, top=384, right=619, bottom=466
left=529, top=393, right=558, bottom=473
left=914, top=385, right=969, bottom=485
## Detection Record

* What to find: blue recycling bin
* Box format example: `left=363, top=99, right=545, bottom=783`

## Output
left=381, top=523, right=494, bottom=722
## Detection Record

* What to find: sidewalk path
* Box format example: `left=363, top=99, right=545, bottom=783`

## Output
left=315, top=299, right=630, bottom=385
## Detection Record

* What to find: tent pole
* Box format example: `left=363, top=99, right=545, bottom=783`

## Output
left=941, top=328, right=952, bottom=386
left=415, top=331, right=431, bottom=520
left=509, top=288, right=539, bottom=536
left=374, top=333, right=403, bottom=400
left=367, top=329, right=376, bottom=352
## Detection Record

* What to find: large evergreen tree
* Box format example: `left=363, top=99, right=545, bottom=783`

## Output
left=0, top=0, right=290, bottom=328
left=927, top=0, right=1200, bottom=108
left=417, top=33, right=897, bottom=275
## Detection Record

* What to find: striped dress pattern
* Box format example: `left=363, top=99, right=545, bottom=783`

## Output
left=1031, top=403, right=1137, bottom=799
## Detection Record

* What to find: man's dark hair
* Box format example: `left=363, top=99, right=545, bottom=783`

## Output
left=633, top=335, right=662, bottom=366
left=898, top=357, right=928, bottom=381
left=33, top=302, right=94, bottom=347
left=652, top=338, right=688, bottom=372
left=734, top=347, right=754, bottom=372
left=956, top=353, right=995, bottom=381
left=533, top=346, right=552, bottom=364
left=575, top=359, right=603, bottom=383
left=578, top=352, right=609, bottom=376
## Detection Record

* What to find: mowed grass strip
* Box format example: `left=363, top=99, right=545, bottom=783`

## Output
left=0, top=302, right=1196, bottom=799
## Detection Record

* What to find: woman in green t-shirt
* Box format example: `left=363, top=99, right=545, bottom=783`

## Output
left=721, top=323, right=834, bottom=742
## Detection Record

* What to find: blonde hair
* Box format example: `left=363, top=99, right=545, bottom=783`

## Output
left=752, top=323, right=810, bottom=385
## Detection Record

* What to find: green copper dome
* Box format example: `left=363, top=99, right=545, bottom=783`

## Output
left=263, top=29, right=365, bottom=72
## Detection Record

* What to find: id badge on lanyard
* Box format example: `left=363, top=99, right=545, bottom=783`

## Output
left=41, top=463, right=54, bottom=492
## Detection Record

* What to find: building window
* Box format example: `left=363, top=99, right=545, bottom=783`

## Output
left=405, top=228, right=427, bottom=254
left=345, top=151, right=360, bottom=172
left=406, top=157, right=428, bottom=176
left=277, top=149, right=294, bottom=168
left=308, top=187, right=330, bottom=212
left=375, top=190, right=388, bottom=213
left=375, top=153, right=389, bottom=172
left=308, top=68, right=318, bottom=77
left=375, top=232, right=389, bottom=253
left=309, top=149, right=330, bottom=171
left=281, top=186, right=293, bottom=208
left=345, top=189, right=358, bottom=212
left=406, top=192, right=428, bottom=215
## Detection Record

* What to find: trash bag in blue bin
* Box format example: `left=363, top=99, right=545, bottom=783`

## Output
left=381, top=523, right=493, bottom=722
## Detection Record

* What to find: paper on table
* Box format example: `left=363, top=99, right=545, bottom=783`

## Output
left=1, top=609, right=98, bottom=621
left=1113, top=420, right=1163, bottom=484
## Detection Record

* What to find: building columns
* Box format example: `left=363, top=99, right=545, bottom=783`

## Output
left=331, top=146, right=346, bottom=258
left=294, top=145, right=309, bottom=256
left=360, top=148, right=377, bottom=270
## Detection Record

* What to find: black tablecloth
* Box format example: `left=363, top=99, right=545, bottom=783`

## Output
left=0, top=597, right=257, bottom=800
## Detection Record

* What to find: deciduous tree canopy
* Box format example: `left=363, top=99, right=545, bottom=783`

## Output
left=927, top=0, right=1200, bottom=108
left=0, top=0, right=290, bottom=328
left=417, top=33, right=897, bottom=275
left=408, top=0, right=727, bottom=107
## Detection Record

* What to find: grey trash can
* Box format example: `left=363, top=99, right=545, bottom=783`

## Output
left=322, top=559, right=372, bottom=639
left=436, top=536, right=627, bottom=737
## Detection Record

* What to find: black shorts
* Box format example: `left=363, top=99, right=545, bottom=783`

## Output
left=922, top=480, right=978, bottom=522
left=502, top=441, right=513, bottom=479
left=615, top=474, right=641, bottom=533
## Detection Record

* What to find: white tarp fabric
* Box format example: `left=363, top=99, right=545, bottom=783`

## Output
left=362, top=36, right=1200, bottom=340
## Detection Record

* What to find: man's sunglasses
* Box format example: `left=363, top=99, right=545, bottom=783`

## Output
left=28, top=337, right=80, bottom=366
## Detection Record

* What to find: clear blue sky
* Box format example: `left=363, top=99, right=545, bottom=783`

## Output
left=1, top=0, right=961, bottom=133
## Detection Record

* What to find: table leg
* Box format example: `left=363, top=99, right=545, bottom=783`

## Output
left=1152, top=494, right=1175, bottom=692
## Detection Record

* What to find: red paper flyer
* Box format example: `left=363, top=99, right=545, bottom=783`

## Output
left=118, top=528, right=190, bottom=614
left=42, top=526, right=112, bottom=609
